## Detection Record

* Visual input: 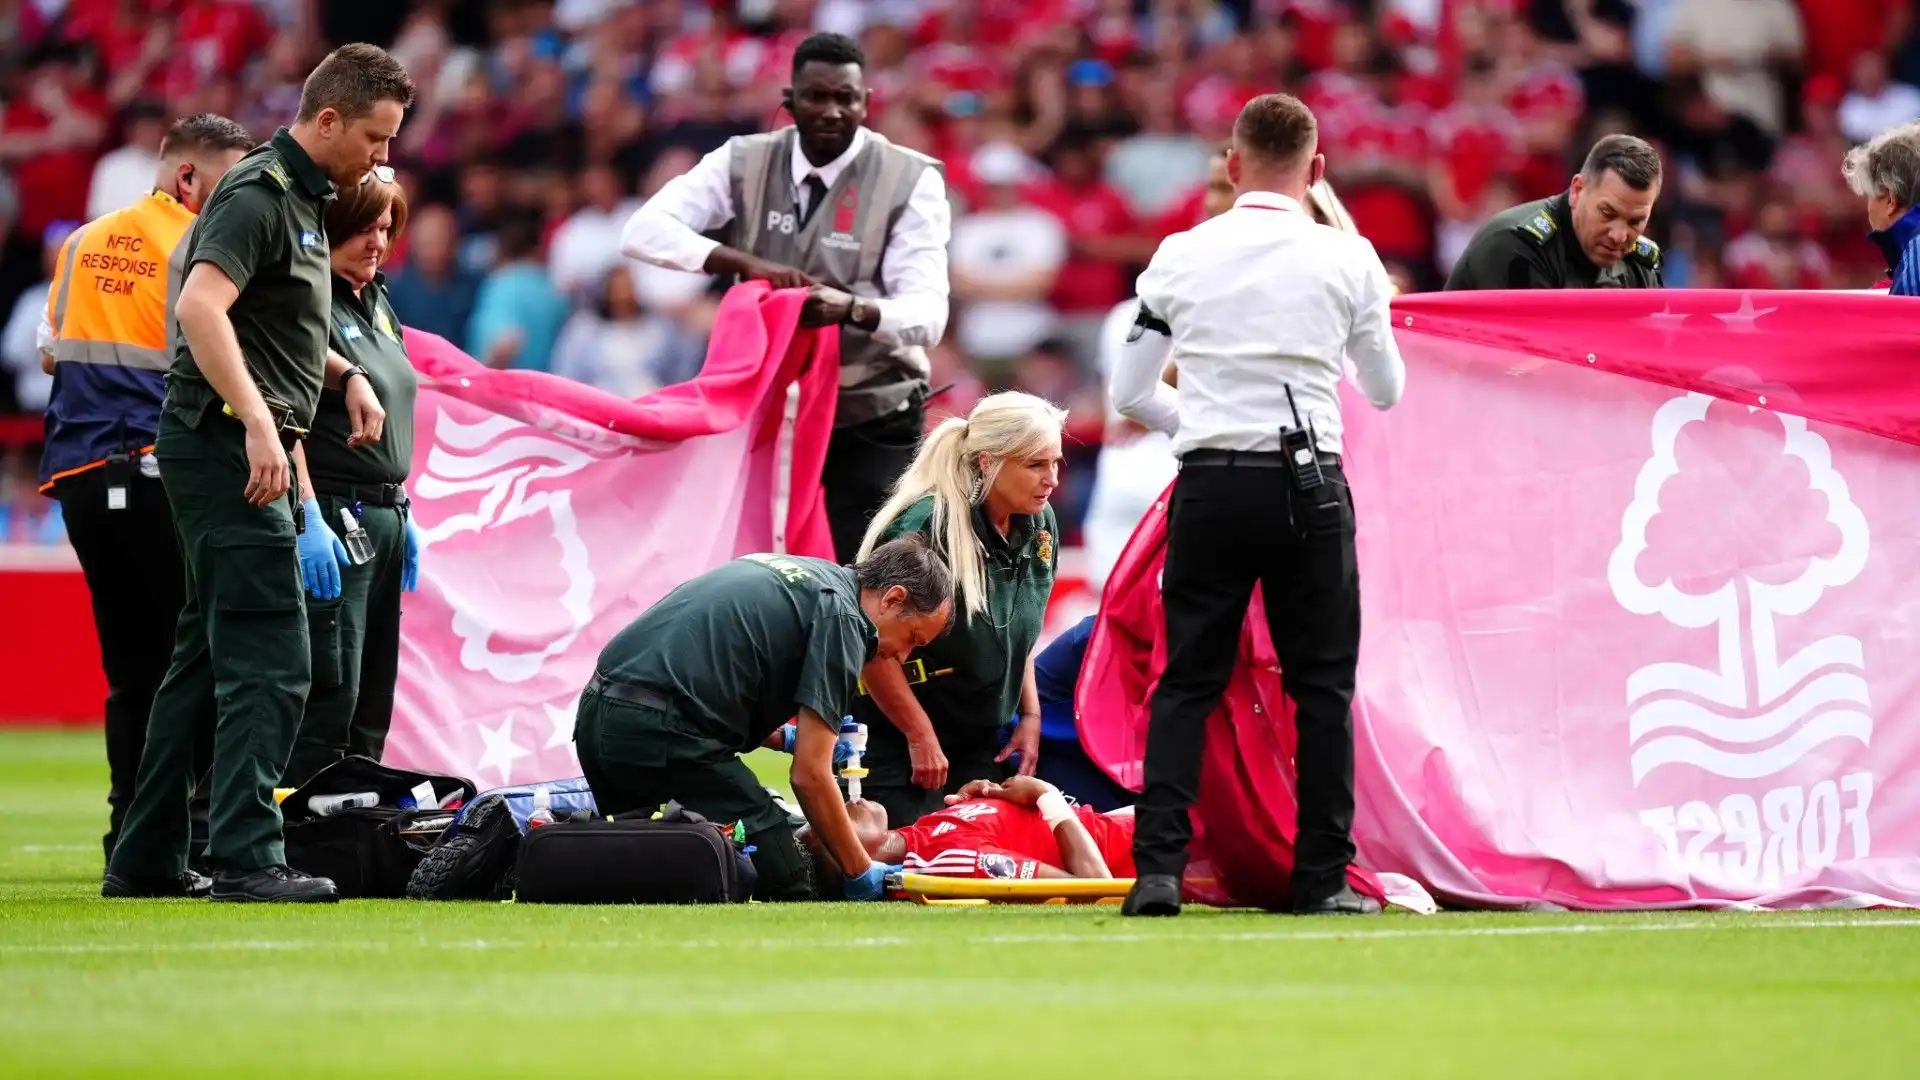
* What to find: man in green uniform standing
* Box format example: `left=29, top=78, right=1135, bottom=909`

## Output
left=574, top=536, right=956, bottom=902
left=1445, top=134, right=1665, bottom=291
left=104, top=44, right=417, bottom=904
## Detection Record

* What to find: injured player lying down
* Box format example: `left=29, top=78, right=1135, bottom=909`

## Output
left=799, top=776, right=1137, bottom=897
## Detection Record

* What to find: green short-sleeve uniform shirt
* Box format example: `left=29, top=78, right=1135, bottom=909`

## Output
left=595, top=554, right=880, bottom=752
left=164, top=127, right=335, bottom=429
left=1443, top=193, right=1663, bottom=291
left=306, top=273, right=418, bottom=485
left=862, top=495, right=1058, bottom=734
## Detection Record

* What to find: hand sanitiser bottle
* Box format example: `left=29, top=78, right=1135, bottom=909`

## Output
left=339, top=507, right=374, bottom=565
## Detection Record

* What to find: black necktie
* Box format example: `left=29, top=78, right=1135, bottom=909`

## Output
left=799, top=175, right=828, bottom=228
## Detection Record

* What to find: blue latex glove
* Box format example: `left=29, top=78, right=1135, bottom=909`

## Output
left=297, top=498, right=348, bottom=600
left=778, top=722, right=854, bottom=766
left=844, top=861, right=898, bottom=902
left=402, top=518, right=421, bottom=593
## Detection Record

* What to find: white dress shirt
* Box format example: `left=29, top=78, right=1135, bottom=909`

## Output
left=1110, top=191, right=1405, bottom=459
left=618, top=126, right=951, bottom=350
left=1083, top=296, right=1180, bottom=590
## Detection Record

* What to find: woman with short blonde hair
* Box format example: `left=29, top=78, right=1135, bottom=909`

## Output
left=852, top=391, right=1069, bottom=825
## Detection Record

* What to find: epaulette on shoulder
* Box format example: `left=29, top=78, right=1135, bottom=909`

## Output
left=1630, top=235, right=1661, bottom=267
left=1513, top=207, right=1558, bottom=246
left=226, top=158, right=293, bottom=197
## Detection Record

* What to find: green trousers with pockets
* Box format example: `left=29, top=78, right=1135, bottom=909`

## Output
left=573, top=688, right=810, bottom=902
left=106, top=412, right=312, bottom=880
left=281, top=495, right=405, bottom=786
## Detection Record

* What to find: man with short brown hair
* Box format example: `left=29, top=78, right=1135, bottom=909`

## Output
left=1109, top=93, right=1405, bottom=918
left=38, top=112, right=256, bottom=870
left=105, top=44, right=416, bottom=905
left=1445, top=133, right=1666, bottom=290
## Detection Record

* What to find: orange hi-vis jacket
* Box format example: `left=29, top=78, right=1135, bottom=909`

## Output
left=38, top=189, right=195, bottom=493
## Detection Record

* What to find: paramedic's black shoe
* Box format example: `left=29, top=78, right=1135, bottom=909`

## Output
left=101, top=869, right=214, bottom=899
left=1121, top=874, right=1182, bottom=917
left=1293, top=884, right=1381, bottom=916
left=210, top=864, right=340, bottom=903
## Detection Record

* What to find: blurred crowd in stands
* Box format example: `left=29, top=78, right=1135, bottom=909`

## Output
left=2, top=0, right=1917, bottom=545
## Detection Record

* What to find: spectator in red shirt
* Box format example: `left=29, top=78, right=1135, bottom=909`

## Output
left=1797, top=0, right=1905, bottom=81
left=0, top=46, right=108, bottom=243
left=159, top=0, right=275, bottom=105
left=1430, top=58, right=1525, bottom=274
left=1496, top=16, right=1585, bottom=199
left=1323, top=59, right=1435, bottom=276
left=1724, top=197, right=1833, bottom=289
left=1032, top=127, right=1149, bottom=371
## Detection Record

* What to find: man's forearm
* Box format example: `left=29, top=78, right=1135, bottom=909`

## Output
left=1051, top=816, right=1112, bottom=879
left=792, top=708, right=873, bottom=877
left=292, top=442, right=314, bottom=497
left=1020, top=651, right=1041, bottom=721
left=178, top=297, right=272, bottom=427
left=861, top=659, right=937, bottom=743
left=619, top=204, right=723, bottom=274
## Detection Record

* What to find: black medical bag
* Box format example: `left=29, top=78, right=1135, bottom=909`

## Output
left=512, top=804, right=757, bottom=905
left=280, top=755, right=478, bottom=898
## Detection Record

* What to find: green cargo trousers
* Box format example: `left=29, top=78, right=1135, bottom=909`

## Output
left=106, top=412, right=312, bottom=880
left=573, top=685, right=810, bottom=902
left=281, top=495, right=405, bottom=786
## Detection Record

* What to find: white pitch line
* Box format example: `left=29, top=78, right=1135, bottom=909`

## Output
left=4, top=916, right=1919, bottom=956
left=13, top=845, right=94, bottom=853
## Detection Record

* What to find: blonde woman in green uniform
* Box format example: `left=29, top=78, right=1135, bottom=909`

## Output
left=852, top=391, right=1067, bottom=826
left=282, top=170, right=421, bottom=786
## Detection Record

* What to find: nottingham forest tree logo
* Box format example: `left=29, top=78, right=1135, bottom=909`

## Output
left=1606, top=391, right=1874, bottom=889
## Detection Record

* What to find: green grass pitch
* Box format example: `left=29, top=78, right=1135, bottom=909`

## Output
left=1, top=728, right=1916, bottom=1078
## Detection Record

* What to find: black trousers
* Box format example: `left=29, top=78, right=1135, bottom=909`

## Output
left=821, top=400, right=924, bottom=564
left=54, top=469, right=211, bottom=863
left=1131, top=456, right=1362, bottom=905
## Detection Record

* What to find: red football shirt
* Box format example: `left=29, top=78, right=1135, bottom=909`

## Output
left=897, top=799, right=1137, bottom=879
left=1032, top=178, right=1138, bottom=314
left=1431, top=102, right=1524, bottom=212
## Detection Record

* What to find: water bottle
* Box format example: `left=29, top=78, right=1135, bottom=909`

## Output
left=338, top=507, right=374, bottom=565
left=839, top=717, right=868, bottom=803
left=308, top=791, right=379, bottom=816
left=526, top=786, right=557, bottom=828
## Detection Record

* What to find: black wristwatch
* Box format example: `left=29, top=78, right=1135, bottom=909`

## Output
left=341, top=364, right=372, bottom=389
left=845, top=297, right=874, bottom=328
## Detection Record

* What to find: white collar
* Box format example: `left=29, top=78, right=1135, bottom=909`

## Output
left=791, top=126, right=868, bottom=190
left=1232, top=191, right=1304, bottom=213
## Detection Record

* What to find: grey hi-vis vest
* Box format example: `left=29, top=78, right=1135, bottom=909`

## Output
left=727, top=128, right=939, bottom=428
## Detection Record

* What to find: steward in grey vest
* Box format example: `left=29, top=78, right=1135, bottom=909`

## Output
left=723, top=127, right=942, bottom=428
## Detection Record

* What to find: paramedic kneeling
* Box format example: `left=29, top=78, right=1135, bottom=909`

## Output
left=573, top=536, right=955, bottom=901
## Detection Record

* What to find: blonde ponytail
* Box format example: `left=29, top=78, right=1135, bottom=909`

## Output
left=856, top=392, right=1067, bottom=619
left=1306, top=178, right=1358, bottom=234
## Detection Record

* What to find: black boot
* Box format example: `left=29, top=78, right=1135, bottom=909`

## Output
left=209, top=864, right=340, bottom=903
left=1121, top=873, right=1182, bottom=917
left=1293, top=883, right=1381, bottom=915
left=102, top=868, right=214, bottom=899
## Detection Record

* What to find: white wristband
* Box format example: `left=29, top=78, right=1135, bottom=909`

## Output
left=1036, top=789, right=1073, bottom=828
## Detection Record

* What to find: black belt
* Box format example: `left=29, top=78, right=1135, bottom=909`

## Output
left=1180, top=448, right=1342, bottom=469
left=311, top=480, right=408, bottom=508
left=589, top=673, right=670, bottom=711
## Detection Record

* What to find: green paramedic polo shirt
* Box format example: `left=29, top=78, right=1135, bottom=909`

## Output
left=594, top=554, right=881, bottom=752
left=163, top=127, right=335, bottom=430
left=873, top=495, right=1058, bottom=731
left=306, top=272, right=418, bottom=485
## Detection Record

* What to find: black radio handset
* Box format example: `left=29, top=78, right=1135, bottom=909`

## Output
left=1282, top=385, right=1326, bottom=493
